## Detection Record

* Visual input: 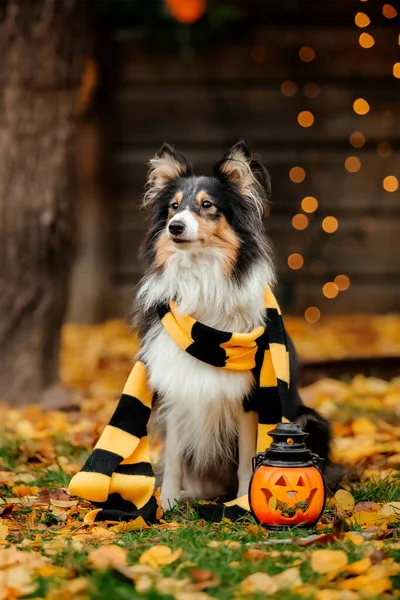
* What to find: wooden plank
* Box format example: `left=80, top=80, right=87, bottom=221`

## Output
left=115, top=27, right=400, bottom=84
left=110, top=84, right=400, bottom=145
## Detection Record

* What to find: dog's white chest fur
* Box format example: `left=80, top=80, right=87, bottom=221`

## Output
left=138, top=248, right=273, bottom=472
left=142, top=323, right=253, bottom=468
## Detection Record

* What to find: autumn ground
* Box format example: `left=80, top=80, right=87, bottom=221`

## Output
left=1, top=318, right=400, bottom=600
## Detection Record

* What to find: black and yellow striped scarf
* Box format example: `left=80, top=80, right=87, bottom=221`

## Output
left=69, top=286, right=290, bottom=523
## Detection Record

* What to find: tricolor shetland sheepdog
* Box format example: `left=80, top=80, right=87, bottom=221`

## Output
left=134, top=141, right=331, bottom=511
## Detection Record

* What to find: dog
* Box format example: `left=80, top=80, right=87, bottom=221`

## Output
left=133, top=141, right=331, bottom=511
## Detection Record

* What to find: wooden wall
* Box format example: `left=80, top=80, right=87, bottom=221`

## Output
left=104, top=12, right=400, bottom=317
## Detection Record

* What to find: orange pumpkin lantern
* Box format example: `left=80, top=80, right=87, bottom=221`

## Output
left=165, top=0, right=206, bottom=24
left=249, top=423, right=326, bottom=528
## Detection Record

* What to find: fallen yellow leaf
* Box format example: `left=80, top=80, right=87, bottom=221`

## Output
left=335, top=490, right=355, bottom=512
left=351, top=417, right=377, bottom=436
left=109, top=516, right=150, bottom=532
left=0, top=520, right=9, bottom=541
left=139, top=545, right=182, bottom=569
left=272, top=566, right=302, bottom=590
left=315, top=590, right=361, bottom=600
left=239, top=572, right=278, bottom=595
left=310, top=549, right=348, bottom=574
left=88, top=544, right=127, bottom=570
left=347, top=511, right=389, bottom=528
left=345, top=557, right=372, bottom=575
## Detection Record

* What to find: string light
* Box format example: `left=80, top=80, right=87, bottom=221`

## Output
left=322, top=216, right=339, bottom=233
left=299, top=46, right=315, bottom=62
left=334, top=275, right=351, bottom=291
left=297, top=110, right=314, bottom=127
left=289, top=166, right=306, bottom=183
left=382, top=4, right=397, bottom=18
left=359, top=33, right=375, bottom=48
left=353, top=98, right=370, bottom=115
left=281, top=80, right=297, bottom=96
left=292, top=214, right=309, bottom=230
left=322, top=282, right=339, bottom=299
left=354, top=12, right=370, bottom=27
left=350, top=132, right=366, bottom=147
left=383, top=176, right=399, bottom=192
left=377, top=141, right=393, bottom=157
left=345, top=156, right=361, bottom=172
left=251, top=45, right=267, bottom=63
left=393, top=63, right=400, bottom=78
left=303, top=83, right=320, bottom=99
left=301, top=196, right=318, bottom=213
left=287, top=253, right=304, bottom=270
left=304, top=307, right=321, bottom=323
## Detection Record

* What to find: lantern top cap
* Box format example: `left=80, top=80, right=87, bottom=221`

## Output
left=261, top=421, right=318, bottom=468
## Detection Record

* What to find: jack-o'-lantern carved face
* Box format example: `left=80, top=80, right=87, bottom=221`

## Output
left=249, top=466, right=325, bottom=526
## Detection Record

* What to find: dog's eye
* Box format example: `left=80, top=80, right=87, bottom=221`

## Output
left=170, top=202, right=179, bottom=210
left=202, top=200, right=212, bottom=209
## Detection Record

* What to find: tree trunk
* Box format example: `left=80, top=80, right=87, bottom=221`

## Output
left=0, top=0, right=87, bottom=404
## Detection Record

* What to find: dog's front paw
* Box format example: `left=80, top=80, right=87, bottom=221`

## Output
left=161, top=487, right=181, bottom=512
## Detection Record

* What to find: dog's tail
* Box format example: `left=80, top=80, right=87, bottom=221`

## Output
left=295, top=405, right=331, bottom=463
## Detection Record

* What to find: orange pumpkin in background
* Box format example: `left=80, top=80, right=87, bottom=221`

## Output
left=165, top=0, right=206, bottom=24
left=249, top=423, right=326, bottom=528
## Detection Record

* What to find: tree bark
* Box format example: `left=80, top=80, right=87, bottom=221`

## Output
left=0, top=0, right=87, bottom=404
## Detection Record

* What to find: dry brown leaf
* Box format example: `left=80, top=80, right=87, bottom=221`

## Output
left=243, top=547, right=269, bottom=560
left=239, top=572, right=278, bottom=595
left=335, top=490, right=355, bottom=512
left=139, top=545, right=182, bottom=569
left=310, top=549, right=348, bottom=574
left=188, top=569, right=220, bottom=590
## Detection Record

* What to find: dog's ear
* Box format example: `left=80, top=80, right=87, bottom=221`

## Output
left=143, top=144, right=193, bottom=208
left=213, top=141, right=271, bottom=218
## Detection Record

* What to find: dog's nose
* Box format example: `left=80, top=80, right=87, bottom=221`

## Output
left=169, top=220, right=185, bottom=236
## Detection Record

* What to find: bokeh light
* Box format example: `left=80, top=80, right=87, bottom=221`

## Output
left=281, top=80, right=297, bottom=96
left=303, top=83, right=320, bottom=99
left=334, top=275, right=351, bottom=291
left=353, top=98, right=370, bottom=115
left=299, top=46, right=315, bottom=62
left=322, top=216, right=339, bottom=233
left=323, top=282, right=339, bottom=299
left=350, top=132, right=366, bottom=148
left=345, top=156, right=361, bottom=172
left=301, top=196, right=318, bottom=213
left=287, top=253, right=304, bottom=270
left=304, top=307, right=321, bottom=323
left=383, top=4, right=397, bottom=18
left=377, top=141, right=393, bottom=157
left=292, top=214, right=309, bottom=230
left=393, top=63, right=400, bottom=78
left=297, top=110, right=314, bottom=127
left=383, top=176, right=399, bottom=192
left=359, top=33, right=375, bottom=48
left=354, top=12, right=370, bottom=27
left=289, top=166, right=306, bottom=183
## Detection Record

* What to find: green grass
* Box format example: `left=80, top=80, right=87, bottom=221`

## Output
left=1, top=430, right=400, bottom=600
